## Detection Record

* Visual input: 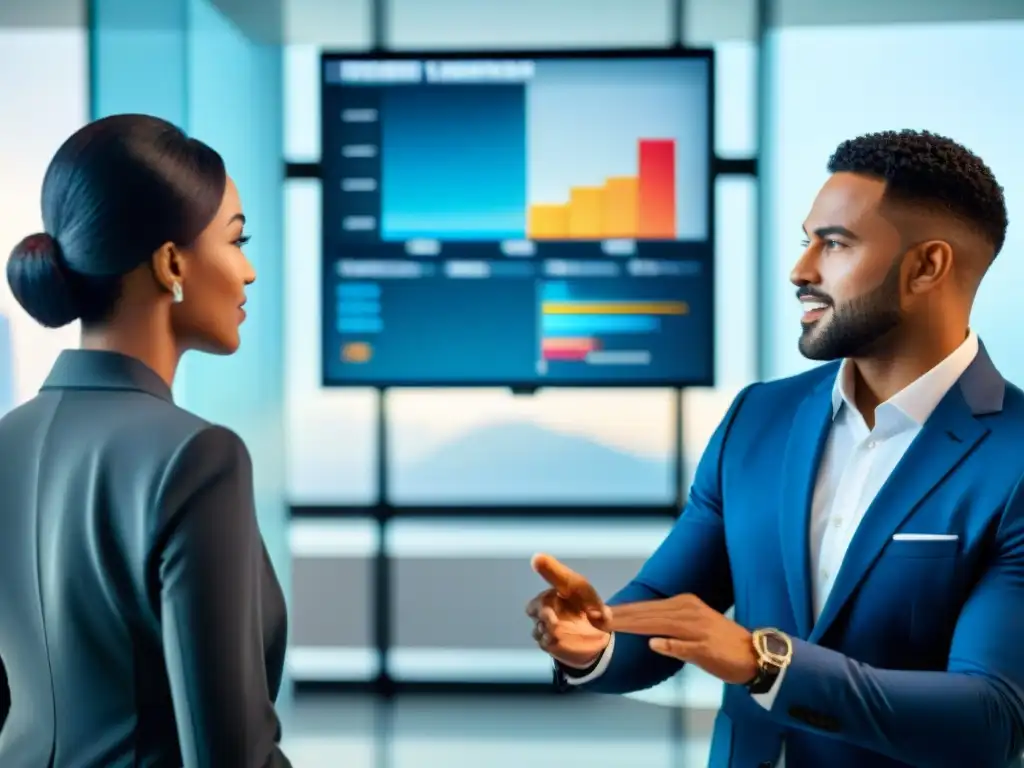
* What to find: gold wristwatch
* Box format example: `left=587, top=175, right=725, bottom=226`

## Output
left=746, top=628, right=793, bottom=694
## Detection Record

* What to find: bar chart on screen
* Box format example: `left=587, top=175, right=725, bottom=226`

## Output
left=527, top=139, right=677, bottom=241
left=536, top=280, right=689, bottom=375
left=367, top=58, right=705, bottom=244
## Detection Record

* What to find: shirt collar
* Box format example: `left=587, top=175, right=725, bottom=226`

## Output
left=831, top=330, right=980, bottom=426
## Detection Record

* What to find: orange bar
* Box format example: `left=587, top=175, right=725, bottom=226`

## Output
left=637, top=139, right=676, bottom=239
left=542, top=301, right=688, bottom=315
left=342, top=342, right=373, bottom=363
left=568, top=187, right=604, bottom=239
left=528, top=204, right=569, bottom=239
left=602, top=176, right=638, bottom=238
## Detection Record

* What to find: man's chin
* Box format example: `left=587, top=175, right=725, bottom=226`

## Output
left=798, top=329, right=842, bottom=362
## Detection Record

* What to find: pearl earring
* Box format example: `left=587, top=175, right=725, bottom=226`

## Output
left=171, top=281, right=184, bottom=304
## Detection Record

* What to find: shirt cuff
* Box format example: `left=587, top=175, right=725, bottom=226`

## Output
left=750, top=662, right=788, bottom=710
left=563, top=633, right=615, bottom=686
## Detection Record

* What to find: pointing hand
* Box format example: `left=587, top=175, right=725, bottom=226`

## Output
left=525, top=554, right=612, bottom=670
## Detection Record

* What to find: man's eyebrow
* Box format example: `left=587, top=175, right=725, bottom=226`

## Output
left=802, top=224, right=859, bottom=240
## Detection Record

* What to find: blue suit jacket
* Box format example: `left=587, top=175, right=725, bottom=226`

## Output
left=581, top=346, right=1024, bottom=768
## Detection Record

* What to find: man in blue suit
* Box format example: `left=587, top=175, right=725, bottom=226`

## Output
left=527, top=130, right=1024, bottom=767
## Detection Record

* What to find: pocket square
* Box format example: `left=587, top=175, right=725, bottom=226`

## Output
left=891, top=533, right=959, bottom=542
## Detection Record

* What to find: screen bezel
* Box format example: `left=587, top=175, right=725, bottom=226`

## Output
left=318, top=47, right=716, bottom=390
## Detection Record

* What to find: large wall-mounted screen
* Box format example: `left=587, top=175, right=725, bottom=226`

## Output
left=320, top=50, right=714, bottom=388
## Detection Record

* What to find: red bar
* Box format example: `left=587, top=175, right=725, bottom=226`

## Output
left=637, top=139, right=676, bottom=239
left=542, top=337, right=598, bottom=360
left=542, top=337, right=597, bottom=353
left=543, top=347, right=591, bottom=361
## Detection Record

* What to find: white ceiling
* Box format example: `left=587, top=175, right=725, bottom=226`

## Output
left=282, top=0, right=368, bottom=47
left=2, top=0, right=1023, bottom=45
left=0, top=0, right=366, bottom=45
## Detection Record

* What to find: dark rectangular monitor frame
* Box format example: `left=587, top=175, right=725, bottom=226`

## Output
left=319, top=47, right=716, bottom=390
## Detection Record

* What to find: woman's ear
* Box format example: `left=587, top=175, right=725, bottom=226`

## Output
left=150, top=241, right=184, bottom=296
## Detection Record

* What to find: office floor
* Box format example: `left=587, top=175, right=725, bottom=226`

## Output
left=282, top=691, right=716, bottom=768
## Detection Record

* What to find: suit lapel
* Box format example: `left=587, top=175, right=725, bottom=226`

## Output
left=808, top=383, right=989, bottom=644
left=779, top=373, right=835, bottom=639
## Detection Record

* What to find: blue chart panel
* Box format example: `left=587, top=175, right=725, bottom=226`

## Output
left=380, top=84, right=527, bottom=241
left=327, top=276, right=539, bottom=385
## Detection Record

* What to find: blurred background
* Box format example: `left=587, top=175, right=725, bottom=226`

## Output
left=2, top=0, right=1024, bottom=765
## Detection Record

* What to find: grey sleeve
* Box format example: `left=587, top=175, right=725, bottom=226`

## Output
left=156, top=426, right=291, bottom=768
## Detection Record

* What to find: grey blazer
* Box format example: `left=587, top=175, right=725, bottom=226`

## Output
left=0, top=350, right=291, bottom=768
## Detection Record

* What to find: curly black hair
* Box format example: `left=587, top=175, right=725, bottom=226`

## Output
left=827, top=129, right=1008, bottom=256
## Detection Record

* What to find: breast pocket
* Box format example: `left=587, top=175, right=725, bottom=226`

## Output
left=883, top=536, right=961, bottom=660
left=886, top=537, right=961, bottom=559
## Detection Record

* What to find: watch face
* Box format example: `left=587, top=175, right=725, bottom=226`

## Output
left=764, top=632, right=789, bottom=656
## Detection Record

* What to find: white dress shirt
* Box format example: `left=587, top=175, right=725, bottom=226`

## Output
left=567, top=331, right=980, bottom=767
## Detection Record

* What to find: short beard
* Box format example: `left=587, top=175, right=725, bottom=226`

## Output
left=798, top=258, right=903, bottom=361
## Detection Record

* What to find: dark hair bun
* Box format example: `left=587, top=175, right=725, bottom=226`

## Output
left=6, top=232, right=82, bottom=328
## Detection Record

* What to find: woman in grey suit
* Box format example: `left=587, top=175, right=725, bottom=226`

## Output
left=0, top=114, right=291, bottom=768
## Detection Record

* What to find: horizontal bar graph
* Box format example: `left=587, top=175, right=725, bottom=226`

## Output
left=536, top=280, right=683, bottom=373
left=527, top=139, right=677, bottom=241
left=541, top=301, right=688, bottom=316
